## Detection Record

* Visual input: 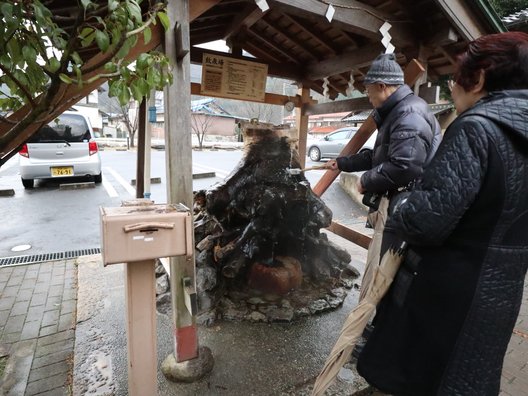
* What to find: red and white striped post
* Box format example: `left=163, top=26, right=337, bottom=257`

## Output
left=161, top=0, right=213, bottom=380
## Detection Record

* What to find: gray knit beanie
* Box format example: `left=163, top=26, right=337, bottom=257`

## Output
left=364, top=53, right=404, bottom=85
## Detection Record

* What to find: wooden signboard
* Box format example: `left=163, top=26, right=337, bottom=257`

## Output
left=200, top=53, right=268, bottom=102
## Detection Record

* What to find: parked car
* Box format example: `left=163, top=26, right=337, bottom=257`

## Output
left=18, top=111, right=102, bottom=188
left=307, top=127, right=378, bottom=162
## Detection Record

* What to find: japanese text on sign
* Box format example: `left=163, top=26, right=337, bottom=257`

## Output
left=201, top=53, right=268, bottom=102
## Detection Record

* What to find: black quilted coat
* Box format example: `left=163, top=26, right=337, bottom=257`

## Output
left=336, top=85, right=442, bottom=194
left=357, top=90, right=528, bottom=396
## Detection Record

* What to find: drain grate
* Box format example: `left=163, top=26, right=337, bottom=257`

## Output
left=0, top=248, right=101, bottom=267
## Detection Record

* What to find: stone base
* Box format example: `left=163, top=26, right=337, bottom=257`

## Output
left=161, top=346, right=214, bottom=383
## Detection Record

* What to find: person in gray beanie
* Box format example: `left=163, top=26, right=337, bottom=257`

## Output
left=328, top=52, right=442, bottom=341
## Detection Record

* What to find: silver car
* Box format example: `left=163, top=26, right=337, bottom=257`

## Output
left=307, top=127, right=377, bottom=162
left=19, top=111, right=102, bottom=188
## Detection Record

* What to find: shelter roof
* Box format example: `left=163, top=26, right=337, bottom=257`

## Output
left=43, top=0, right=504, bottom=100
left=188, top=0, right=504, bottom=98
left=0, top=0, right=505, bottom=162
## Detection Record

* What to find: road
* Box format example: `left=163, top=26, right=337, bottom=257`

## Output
left=0, top=148, right=367, bottom=259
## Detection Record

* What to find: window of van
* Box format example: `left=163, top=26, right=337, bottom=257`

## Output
left=28, top=114, right=91, bottom=143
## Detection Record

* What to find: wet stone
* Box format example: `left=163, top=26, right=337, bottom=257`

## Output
left=337, top=367, right=356, bottom=383
left=295, top=307, right=311, bottom=317
left=339, top=278, right=355, bottom=289
left=222, top=305, right=248, bottom=321
left=260, top=305, right=294, bottom=322
left=162, top=346, right=214, bottom=383
left=342, top=263, right=361, bottom=278
left=155, top=261, right=165, bottom=275
left=247, top=297, right=265, bottom=305
left=156, top=274, right=169, bottom=295
left=325, top=295, right=345, bottom=309
left=247, top=311, right=267, bottom=322
left=329, top=287, right=347, bottom=299
left=196, top=310, right=216, bottom=327
left=308, top=299, right=330, bottom=314
left=156, top=292, right=171, bottom=315
left=196, top=266, right=217, bottom=292
left=198, top=293, right=215, bottom=311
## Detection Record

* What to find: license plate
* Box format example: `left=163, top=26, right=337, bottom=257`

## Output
left=51, top=166, right=73, bottom=177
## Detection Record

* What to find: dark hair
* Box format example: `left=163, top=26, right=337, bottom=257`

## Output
left=454, top=31, right=528, bottom=92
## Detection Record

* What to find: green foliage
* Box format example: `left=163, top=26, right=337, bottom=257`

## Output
left=488, top=0, right=527, bottom=17
left=0, top=0, right=172, bottom=111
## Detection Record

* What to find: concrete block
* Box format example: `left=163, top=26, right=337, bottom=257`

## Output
left=37, top=329, right=74, bottom=348
left=10, top=300, right=30, bottom=316
left=59, top=182, right=95, bottom=190
left=34, top=339, right=73, bottom=358
left=4, top=314, right=25, bottom=334
left=25, top=372, right=67, bottom=395
left=0, top=189, right=15, bottom=197
left=20, top=321, right=41, bottom=341
left=192, top=172, right=216, bottom=179
left=130, top=177, right=162, bottom=185
left=29, top=293, right=46, bottom=307
left=38, top=324, right=58, bottom=338
left=41, top=310, right=60, bottom=327
left=31, top=349, right=71, bottom=369
left=28, top=360, right=69, bottom=383
left=0, top=295, right=15, bottom=310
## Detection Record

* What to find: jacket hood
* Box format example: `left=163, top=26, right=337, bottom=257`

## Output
left=462, top=90, right=528, bottom=144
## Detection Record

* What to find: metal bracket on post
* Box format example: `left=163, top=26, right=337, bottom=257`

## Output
left=175, top=22, right=190, bottom=62
left=182, top=277, right=197, bottom=316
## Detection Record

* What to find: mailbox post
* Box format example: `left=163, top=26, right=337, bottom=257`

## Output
left=100, top=202, right=193, bottom=396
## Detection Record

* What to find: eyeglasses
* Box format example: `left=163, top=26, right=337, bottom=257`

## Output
left=448, top=80, right=456, bottom=92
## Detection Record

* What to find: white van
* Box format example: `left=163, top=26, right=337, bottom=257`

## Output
left=18, top=111, right=102, bottom=188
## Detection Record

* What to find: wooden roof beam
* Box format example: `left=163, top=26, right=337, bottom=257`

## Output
left=258, top=19, right=319, bottom=61
left=304, top=97, right=371, bottom=115
left=281, top=14, right=337, bottom=55
left=238, top=41, right=283, bottom=63
left=433, top=0, right=487, bottom=41
left=245, top=29, right=299, bottom=63
left=190, top=0, right=222, bottom=22
left=223, top=3, right=266, bottom=40
left=271, top=0, right=415, bottom=47
left=304, top=43, right=385, bottom=81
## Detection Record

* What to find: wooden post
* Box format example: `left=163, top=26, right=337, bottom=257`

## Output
left=124, top=260, right=157, bottom=396
left=295, top=85, right=310, bottom=168
left=312, top=59, right=425, bottom=197
left=163, top=0, right=198, bottom=363
left=144, top=92, right=155, bottom=199
left=136, top=99, right=146, bottom=198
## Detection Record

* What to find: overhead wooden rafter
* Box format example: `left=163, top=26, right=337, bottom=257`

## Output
left=223, top=3, right=265, bottom=41
left=270, top=0, right=416, bottom=46
left=434, top=0, right=489, bottom=41
left=304, top=43, right=386, bottom=81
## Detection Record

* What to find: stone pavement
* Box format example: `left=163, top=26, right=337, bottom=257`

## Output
left=1, top=238, right=528, bottom=395
left=0, top=260, right=76, bottom=395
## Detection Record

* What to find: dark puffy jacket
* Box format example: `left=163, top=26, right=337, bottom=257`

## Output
left=336, top=85, right=442, bottom=194
left=357, top=90, right=528, bottom=395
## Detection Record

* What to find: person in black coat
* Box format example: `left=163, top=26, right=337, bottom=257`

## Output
left=328, top=54, right=441, bottom=301
left=357, top=31, right=528, bottom=396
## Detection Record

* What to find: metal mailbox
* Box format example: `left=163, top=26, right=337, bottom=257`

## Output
left=100, top=203, right=193, bottom=265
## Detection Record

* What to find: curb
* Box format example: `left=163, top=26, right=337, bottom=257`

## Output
left=0, top=189, right=15, bottom=197
left=59, top=182, right=95, bottom=190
